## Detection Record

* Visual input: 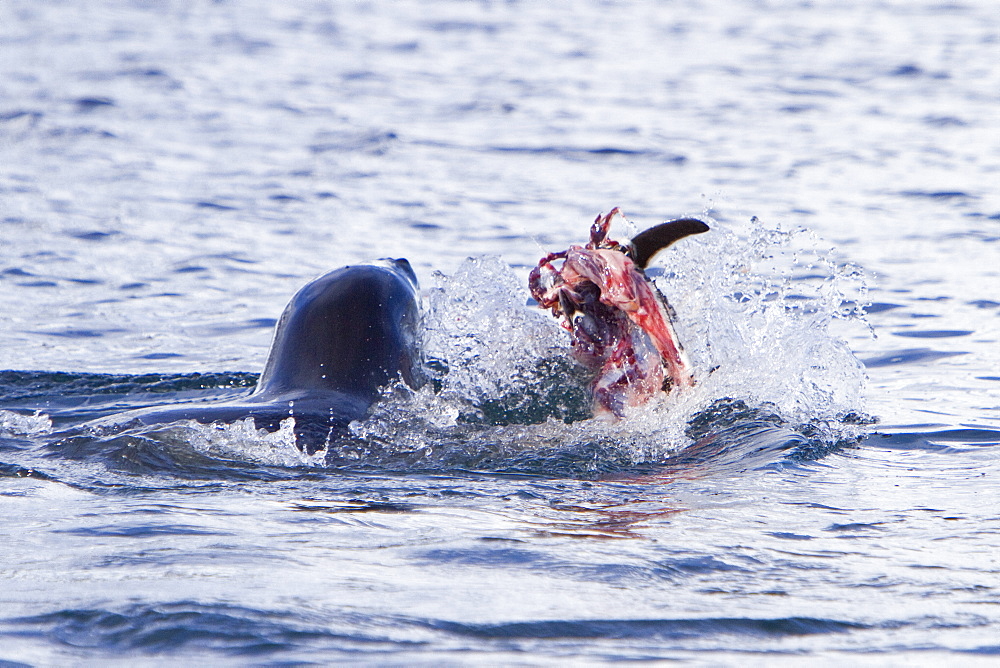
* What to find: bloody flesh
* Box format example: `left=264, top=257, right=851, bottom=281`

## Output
left=529, top=208, right=706, bottom=417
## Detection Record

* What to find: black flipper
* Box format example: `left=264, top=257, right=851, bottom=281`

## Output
left=629, top=218, right=710, bottom=269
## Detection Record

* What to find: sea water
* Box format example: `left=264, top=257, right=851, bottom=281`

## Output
left=1, top=0, right=998, bottom=663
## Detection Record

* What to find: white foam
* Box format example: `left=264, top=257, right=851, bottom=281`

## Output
left=0, top=410, right=53, bottom=437
left=186, top=417, right=326, bottom=468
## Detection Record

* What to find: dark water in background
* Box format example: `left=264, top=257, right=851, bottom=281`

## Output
left=1, top=0, right=999, bottom=663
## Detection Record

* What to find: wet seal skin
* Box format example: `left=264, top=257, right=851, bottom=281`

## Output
left=529, top=208, right=709, bottom=417
left=89, top=259, right=423, bottom=454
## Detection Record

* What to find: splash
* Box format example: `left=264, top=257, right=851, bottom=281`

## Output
left=340, top=216, right=870, bottom=473
left=186, top=418, right=327, bottom=468
left=658, top=217, right=869, bottom=427
left=421, top=255, right=567, bottom=404
left=0, top=410, right=53, bottom=438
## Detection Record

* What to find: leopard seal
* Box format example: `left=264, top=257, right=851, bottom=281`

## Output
left=92, top=259, right=423, bottom=453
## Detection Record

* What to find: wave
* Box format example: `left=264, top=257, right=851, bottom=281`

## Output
left=10, top=600, right=988, bottom=661
left=0, top=600, right=873, bottom=660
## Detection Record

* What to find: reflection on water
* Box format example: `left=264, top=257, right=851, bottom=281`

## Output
left=527, top=501, right=687, bottom=541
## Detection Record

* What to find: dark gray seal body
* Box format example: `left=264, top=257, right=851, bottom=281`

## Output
left=255, top=258, right=423, bottom=403
left=95, top=259, right=423, bottom=453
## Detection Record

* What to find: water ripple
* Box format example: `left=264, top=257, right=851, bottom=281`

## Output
left=432, top=616, right=870, bottom=640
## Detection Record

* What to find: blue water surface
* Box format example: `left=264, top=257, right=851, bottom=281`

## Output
left=1, top=0, right=998, bottom=664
